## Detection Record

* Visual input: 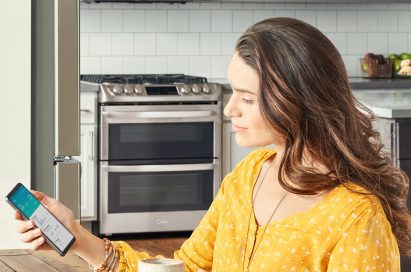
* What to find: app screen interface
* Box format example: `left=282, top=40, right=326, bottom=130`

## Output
left=9, top=186, right=73, bottom=252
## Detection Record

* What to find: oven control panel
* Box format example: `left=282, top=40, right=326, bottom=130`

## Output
left=99, top=83, right=222, bottom=103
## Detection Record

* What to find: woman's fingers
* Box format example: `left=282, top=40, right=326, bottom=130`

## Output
left=14, top=212, right=23, bottom=221
left=16, top=220, right=34, bottom=234
left=30, top=235, right=45, bottom=250
left=19, top=228, right=42, bottom=243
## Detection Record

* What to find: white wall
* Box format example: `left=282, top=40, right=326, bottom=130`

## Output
left=0, top=1, right=31, bottom=249
left=79, top=2, right=411, bottom=81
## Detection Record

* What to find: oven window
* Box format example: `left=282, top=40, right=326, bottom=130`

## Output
left=108, top=170, right=214, bottom=213
left=109, top=122, right=214, bottom=162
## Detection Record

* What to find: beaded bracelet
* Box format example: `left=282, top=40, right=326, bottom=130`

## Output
left=89, top=238, right=117, bottom=272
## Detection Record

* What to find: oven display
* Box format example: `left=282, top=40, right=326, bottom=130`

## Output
left=145, top=86, right=178, bottom=95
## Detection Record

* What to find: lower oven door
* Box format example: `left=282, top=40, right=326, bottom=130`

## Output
left=99, top=161, right=221, bottom=235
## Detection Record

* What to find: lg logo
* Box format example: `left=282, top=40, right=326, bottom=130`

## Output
left=155, top=218, right=169, bottom=225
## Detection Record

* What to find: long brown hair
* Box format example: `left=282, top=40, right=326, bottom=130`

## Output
left=236, top=17, right=411, bottom=255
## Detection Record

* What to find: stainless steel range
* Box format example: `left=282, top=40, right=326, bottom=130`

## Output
left=81, top=74, right=222, bottom=235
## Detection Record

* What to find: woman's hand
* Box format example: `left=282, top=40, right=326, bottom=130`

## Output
left=14, top=190, right=79, bottom=251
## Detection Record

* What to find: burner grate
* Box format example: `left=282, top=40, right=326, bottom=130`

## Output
left=80, top=74, right=208, bottom=84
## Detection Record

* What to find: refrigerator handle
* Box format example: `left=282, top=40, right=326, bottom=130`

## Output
left=55, top=0, right=79, bottom=156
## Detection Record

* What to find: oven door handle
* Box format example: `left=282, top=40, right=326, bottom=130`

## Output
left=102, top=110, right=219, bottom=122
left=100, top=163, right=216, bottom=172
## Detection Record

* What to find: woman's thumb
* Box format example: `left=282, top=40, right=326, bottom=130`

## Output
left=31, top=190, right=51, bottom=206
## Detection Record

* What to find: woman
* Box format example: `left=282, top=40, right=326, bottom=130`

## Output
left=15, top=18, right=411, bottom=271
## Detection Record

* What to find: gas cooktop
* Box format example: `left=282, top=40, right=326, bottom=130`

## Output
left=80, top=74, right=208, bottom=85
left=80, top=74, right=221, bottom=103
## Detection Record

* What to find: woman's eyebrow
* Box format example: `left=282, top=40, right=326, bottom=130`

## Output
left=233, top=87, right=257, bottom=96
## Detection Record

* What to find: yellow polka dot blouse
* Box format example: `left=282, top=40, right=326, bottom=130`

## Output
left=114, top=149, right=400, bottom=271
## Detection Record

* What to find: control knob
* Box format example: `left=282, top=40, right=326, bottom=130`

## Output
left=112, top=87, right=123, bottom=95
left=124, top=88, right=134, bottom=95
left=202, top=83, right=211, bottom=94
left=134, top=85, right=144, bottom=95
left=180, top=84, right=191, bottom=95
left=192, top=84, right=202, bottom=94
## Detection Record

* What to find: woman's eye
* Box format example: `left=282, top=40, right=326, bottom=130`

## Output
left=241, top=98, right=254, bottom=104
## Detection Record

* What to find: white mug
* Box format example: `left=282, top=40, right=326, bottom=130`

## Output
left=138, top=258, right=185, bottom=272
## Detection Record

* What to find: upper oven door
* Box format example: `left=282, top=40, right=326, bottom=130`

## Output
left=100, top=104, right=221, bottom=162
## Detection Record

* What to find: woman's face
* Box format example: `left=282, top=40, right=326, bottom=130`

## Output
left=224, top=53, right=284, bottom=148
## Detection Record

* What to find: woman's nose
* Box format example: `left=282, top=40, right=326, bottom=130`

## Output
left=223, top=96, right=240, bottom=119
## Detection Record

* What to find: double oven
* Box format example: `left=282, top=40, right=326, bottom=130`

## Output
left=91, top=75, right=222, bottom=235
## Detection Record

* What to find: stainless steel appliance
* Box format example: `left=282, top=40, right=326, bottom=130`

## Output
left=81, top=74, right=222, bottom=235
left=31, top=0, right=80, bottom=220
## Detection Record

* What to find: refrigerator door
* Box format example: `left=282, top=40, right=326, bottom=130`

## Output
left=55, top=160, right=81, bottom=221
left=55, top=0, right=80, bottom=156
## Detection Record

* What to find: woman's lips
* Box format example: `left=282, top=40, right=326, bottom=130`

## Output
left=232, top=123, right=247, bottom=132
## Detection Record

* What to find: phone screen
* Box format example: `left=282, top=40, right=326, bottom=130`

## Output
left=6, top=183, right=75, bottom=255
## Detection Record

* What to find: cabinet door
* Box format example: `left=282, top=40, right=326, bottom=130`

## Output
left=78, top=124, right=97, bottom=220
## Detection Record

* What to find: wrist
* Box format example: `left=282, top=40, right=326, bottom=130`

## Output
left=70, top=222, right=86, bottom=255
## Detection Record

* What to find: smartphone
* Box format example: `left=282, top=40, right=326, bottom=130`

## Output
left=5, top=183, right=76, bottom=256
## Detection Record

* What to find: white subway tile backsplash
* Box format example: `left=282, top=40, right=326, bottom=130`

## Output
left=146, top=10, right=167, bottom=32
left=189, top=56, right=211, bottom=78
left=89, top=3, right=112, bottom=9
left=342, top=55, right=358, bottom=77
left=368, top=4, right=389, bottom=10
left=337, top=11, right=357, bottom=32
left=253, top=10, right=275, bottom=24
left=233, top=10, right=253, bottom=33
left=378, top=11, right=398, bottom=32
left=211, top=56, right=231, bottom=79
left=178, top=33, right=200, bottom=56
left=145, top=56, right=167, bottom=73
left=157, top=33, right=178, bottom=55
left=101, top=10, right=123, bottom=32
left=222, top=3, right=243, bottom=10
left=123, top=57, right=145, bottom=74
left=80, top=56, right=101, bottom=74
left=200, top=33, right=221, bottom=55
left=134, top=3, right=156, bottom=9
left=90, top=33, right=111, bottom=56
left=200, top=3, right=221, bottom=10
left=399, top=11, right=411, bottom=32
left=211, top=10, right=232, bottom=32
left=112, top=3, right=133, bottom=9
left=347, top=33, right=367, bottom=54
left=275, top=10, right=296, bottom=18
left=80, top=10, right=100, bottom=32
left=101, top=56, right=123, bottom=74
left=295, top=10, right=316, bottom=26
left=80, top=33, right=90, bottom=56
left=221, top=33, right=241, bottom=55
left=168, top=10, right=189, bottom=32
left=327, top=33, right=347, bottom=54
left=134, top=33, right=156, bottom=55
left=167, top=56, right=189, bottom=74
left=264, top=3, right=284, bottom=10
left=243, top=3, right=264, bottom=10
left=156, top=3, right=178, bottom=10
left=178, top=3, right=201, bottom=10
left=357, top=11, right=378, bottom=32
left=368, top=33, right=388, bottom=53
left=112, top=33, right=134, bottom=56
left=189, top=10, right=211, bottom=32
left=317, top=11, right=337, bottom=32
left=285, top=3, right=306, bottom=10
left=123, top=10, right=145, bottom=32
left=80, top=2, right=411, bottom=78
left=388, top=33, right=408, bottom=53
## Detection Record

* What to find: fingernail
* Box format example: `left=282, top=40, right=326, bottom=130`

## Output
left=34, top=228, right=41, bottom=234
left=27, top=221, right=33, bottom=228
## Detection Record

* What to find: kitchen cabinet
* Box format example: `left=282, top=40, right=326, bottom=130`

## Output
left=77, top=92, right=98, bottom=221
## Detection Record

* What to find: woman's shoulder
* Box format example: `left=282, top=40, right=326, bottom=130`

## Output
left=320, top=182, right=388, bottom=228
